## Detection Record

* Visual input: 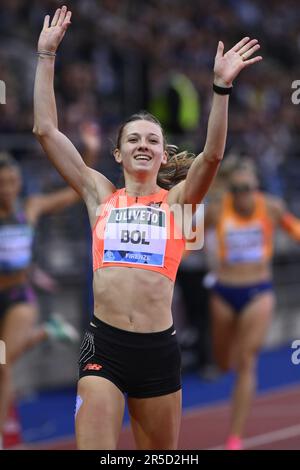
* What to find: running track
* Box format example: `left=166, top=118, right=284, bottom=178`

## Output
left=13, top=383, right=300, bottom=450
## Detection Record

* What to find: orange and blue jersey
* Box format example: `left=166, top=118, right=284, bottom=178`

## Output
left=93, top=188, right=185, bottom=282
left=216, top=192, right=274, bottom=265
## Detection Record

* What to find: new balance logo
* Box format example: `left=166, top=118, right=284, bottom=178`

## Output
left=83, top=363, right=102, bottom=371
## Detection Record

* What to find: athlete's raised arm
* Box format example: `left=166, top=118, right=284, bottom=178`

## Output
left=170, top=37, right=262, bottom=207
left=33, top=6, right=115, bottom=209
left=267, top=196, right=300, bottom=242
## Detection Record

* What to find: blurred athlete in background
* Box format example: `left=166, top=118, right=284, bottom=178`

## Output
left=206, top=159, right=300, bottom=450
left=0, top=122, right=100, bottom=449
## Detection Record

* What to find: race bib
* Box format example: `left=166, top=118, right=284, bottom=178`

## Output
left=0, top=224, right=34, bottom=271
left=225, top=225, right=264, bottom=263
left=103, top=206, right=167, bottom=266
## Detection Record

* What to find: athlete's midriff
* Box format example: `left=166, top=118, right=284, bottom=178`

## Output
left=217, top=260, right=272, bottom=286
left=93, top=266, right=174, bottom=333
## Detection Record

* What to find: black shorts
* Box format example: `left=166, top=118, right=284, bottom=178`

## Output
left=78, top=315, right=182, bottom=398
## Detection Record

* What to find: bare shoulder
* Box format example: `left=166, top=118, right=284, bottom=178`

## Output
left=265, top=193, right=286, bottom=223
left=82, top=166, right=116, bottom=204
left=166, top=181, right=222, bottom=226
left=81, top=167, right=116, bottom=228
left=166, top=181, right=185, bottom=206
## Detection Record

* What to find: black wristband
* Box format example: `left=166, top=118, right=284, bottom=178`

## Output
left=213, top=83, right=233, bottom=95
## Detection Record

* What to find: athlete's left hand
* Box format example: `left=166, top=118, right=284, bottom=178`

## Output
left=214, top=37, right=262, bottom=87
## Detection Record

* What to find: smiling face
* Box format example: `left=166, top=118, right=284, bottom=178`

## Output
left=114, top=120, right=168, bottom=179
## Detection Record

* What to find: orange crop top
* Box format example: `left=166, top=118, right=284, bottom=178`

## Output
left=93, top=188, right=185, bottom=281
left=216, top=192, right=274, bottom=264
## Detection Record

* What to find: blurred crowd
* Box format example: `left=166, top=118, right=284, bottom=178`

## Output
left=1, top=0, right=300, bottom=195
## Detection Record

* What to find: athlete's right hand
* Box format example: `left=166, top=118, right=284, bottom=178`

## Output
left=38, top=5, right=72, bottom=54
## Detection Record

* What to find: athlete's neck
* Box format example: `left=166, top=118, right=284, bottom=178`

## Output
left=124, top=181, right=161, bottom=198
